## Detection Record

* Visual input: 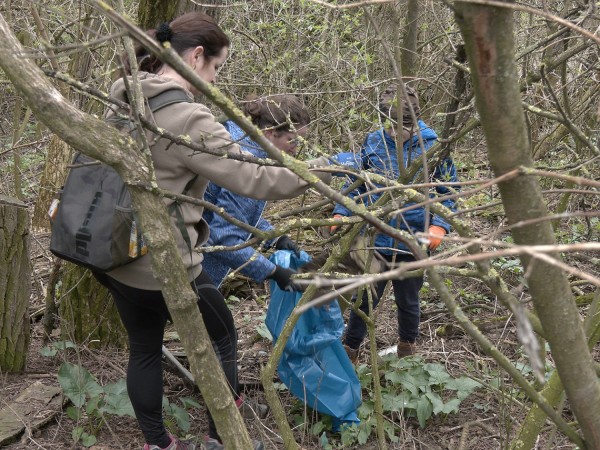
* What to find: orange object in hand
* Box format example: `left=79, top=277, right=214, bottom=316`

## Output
left=428, top=225, right=446, bottom=250
left=330, top=214, right=344, bottom=234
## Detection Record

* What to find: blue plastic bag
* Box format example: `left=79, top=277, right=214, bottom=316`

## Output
left=265, top=250, right=361, bottom=427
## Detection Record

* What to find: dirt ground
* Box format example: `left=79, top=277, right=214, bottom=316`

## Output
left=0, top=219, right=584, bottom=450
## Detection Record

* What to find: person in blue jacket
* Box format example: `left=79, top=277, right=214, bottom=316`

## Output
left=202, top=94, right=314, bottom=290
left=331, top=85, right=458, bottom=362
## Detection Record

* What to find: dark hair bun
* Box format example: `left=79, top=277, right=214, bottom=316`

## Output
left=156, top=22, right=173, bottom=43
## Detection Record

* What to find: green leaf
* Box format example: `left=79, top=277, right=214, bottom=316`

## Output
left=39, top=346, right=58, bottom=357
left=383, top=420, right=398, bottom=443
left=397, top=372, right=422, bottom=395
left=102, top=379, right=127, bottom=396
left=445, top=376, right=481, bottom=400
left=357, top=399, right=374, bottom=417
left=416, top=396, right=433, bottom=428
left=180, top=397, right=202, bottom=409
left=81, top=432, right=97, bottom=447
left=72, top=426, right=84, bottom=442
left=441, top=398, right=461, bottom=414
left=255, top=322, right=273, bottom=341
left=423, top=363, right=452, bottom=386
left=311, top=421, right=327, bottom=436
left=319, top=432, right=331, bottom=449
left=58, top=362, right=103, bottom=407
left=425, top=392, right=444, bottom=414
left=101, top=393, right=135, bottom=417
left=66, top=406, right=82, bottom=420
left=381, top=392, right=414, bottom=412
left=168, top=403, right=190, bottom=432
left=357, top=422, right=371, bottom=445
left=85, top=396, right=102, bottom=416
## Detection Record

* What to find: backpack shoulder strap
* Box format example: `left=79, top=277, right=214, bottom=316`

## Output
left=147, top=89, right=192, bottom=113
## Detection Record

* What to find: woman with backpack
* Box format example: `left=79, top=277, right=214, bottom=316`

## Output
left=94, top=12, right=334, bottom=450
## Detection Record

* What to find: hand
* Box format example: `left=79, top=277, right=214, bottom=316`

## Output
left=268, top=265, right=303, bottom=292
left=329, top=214, right=344, bottom=235
left=428, top=225, right=447, bottom=251
left=275, top=235, right=300, bottom=256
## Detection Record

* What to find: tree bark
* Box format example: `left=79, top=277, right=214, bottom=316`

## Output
left=401, top=0, right=419, bottom=78
left=59, top=266, right=127, bottom=348
left=0, top=13, right=253, bottom=450
left=455, top=1, right=600, bottom=447
left=0, top=196, right=31, bottom=372
left=137, top=0, right=221, bottom=31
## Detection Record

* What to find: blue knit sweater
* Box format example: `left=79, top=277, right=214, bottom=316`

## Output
left=202, top=121, right=276, bottom=287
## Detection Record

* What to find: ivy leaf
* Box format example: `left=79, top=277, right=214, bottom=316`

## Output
left=383, top=420, right=399, bottom=443
left=423, top=363, right=452, bottom=386
left=425, top=392, right=444, bottom=414
left=66, top=405, right=81, bottom=420
left=86, top=395, right=101, bottom=415
left=180, top=397, right=202, bottom=409
left=357, top=399, right=374, bottom=417
left=357, top=422, right=371, bottom=445
left=381, top=391, right=414, bottom=412
left=311, top=420, right=327, bottom=436
left=416, top=396, right=433, bottom=428
left=80, top=432, right=97, bottom=447
left=39, top=346, right=58, bottom=357
left=319, top=432, right=331, bottom=449
left=58, top=362, right=102, bottom=407
left=441, top=398, right=461, bottom=414
left=445, top=376, right=481, bottom=400
left=168, top=403, right=190, bottom=432
left=255, top=322, right=273, bottom=341
left=72, top=426, right=83, bottom=442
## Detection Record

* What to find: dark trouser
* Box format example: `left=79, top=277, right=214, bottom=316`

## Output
left=94, top=270, right=237, bottom=447
left=343, top=253, right=423, bottom=350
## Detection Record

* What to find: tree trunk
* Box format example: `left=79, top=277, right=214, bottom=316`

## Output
left=59, top=265, right=127, bottom=348
left=31, top=137, right=71, bottom=232
left=401, top=0, right=419, bottom=79
left=137, top=0, right=221, bottom=30
left=455, top=1, right=600, bottom=447
left=0, top=196, right=31, bottom=372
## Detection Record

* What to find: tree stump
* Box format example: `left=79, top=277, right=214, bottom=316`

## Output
left=0, top=195, right=31, bottom=372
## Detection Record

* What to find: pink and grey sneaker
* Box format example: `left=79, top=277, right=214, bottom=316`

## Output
left=143, top=434, right=196, bottom=450
left=204, top=436, right=264, bottom=450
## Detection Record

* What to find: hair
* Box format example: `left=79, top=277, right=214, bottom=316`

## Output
left=124, top=12, right=231, bottom=75
left=378, top=84, right=421, bottom=127
left=242, top=94, right=311, bottom=132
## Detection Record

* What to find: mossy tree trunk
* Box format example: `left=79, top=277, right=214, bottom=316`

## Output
left=455, top=1, right=600, bottom=447
left=58, top=265, right=127, bottom=348
left=138, top=0, right=221, bottom=30
left=0, top=196, right=31, bottom=372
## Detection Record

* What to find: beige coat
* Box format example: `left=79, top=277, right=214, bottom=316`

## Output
left=107, top=73, right=331, bottom=289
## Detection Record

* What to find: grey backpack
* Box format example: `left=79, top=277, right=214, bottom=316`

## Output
left=49, top=89, right=194, bottom=272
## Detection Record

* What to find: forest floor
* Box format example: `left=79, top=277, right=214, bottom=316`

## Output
left=1, top=198, right=584, bottom=450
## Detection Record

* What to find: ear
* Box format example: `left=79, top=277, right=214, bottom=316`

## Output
left=191, top=46, right=205, bottom=61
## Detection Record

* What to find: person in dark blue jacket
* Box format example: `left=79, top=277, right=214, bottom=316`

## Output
left=332, top=85, right=458, bottom=361
left=202, top=94, right=311, bottom=291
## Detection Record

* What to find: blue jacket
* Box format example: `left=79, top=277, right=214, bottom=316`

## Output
left=202, top=121, right=276, bottom=287
left=333, top=121, right=457, bottom=255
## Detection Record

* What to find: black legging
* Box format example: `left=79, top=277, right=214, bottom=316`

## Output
left=94, top=270, right=237, bottom=447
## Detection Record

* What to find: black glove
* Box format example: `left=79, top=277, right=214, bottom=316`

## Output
left=268, top=265, right=303, bottom=292
left=275, top=235, right=300, bottom=255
